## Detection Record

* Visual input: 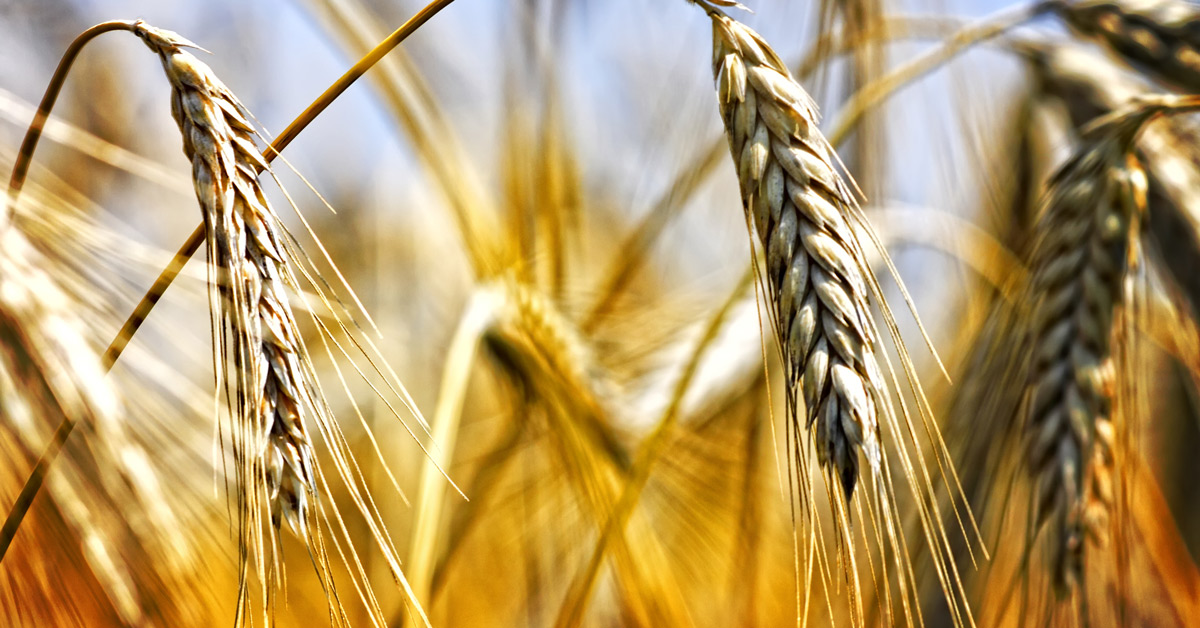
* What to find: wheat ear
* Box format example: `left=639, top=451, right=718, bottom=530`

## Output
left=133, top=24, right=445, bottom=628
left=697, top=7, right=997, bottom=627
left=1018, top=98, right=1195, bottom=595
left=1048, top=0, right=1200, bottom=93
left=134, top=23, right=317, bottom=542
left=707, top=5, right=885, bottom=503
left=127, top=28, right=333, bottom=625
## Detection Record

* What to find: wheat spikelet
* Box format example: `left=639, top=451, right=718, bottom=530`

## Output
left=1019, top=102, right=1159, bottom=595
left=705, top=5, right=885, bottom=503
left=1048, top=0, right=1200, bottom=93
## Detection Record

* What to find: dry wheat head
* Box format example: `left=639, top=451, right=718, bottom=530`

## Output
left=1048, top=0, right=1200, bottom=93
left=705, top=6, right=885, bottom=502
left=132, top=22, right=316, bottom=555
left=1020, top=103, right=1159, bottom=596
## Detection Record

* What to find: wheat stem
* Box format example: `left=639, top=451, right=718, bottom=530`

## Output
left=405, top=288, right=500, bottom=616
left=4, top=20, right=137, bottom=218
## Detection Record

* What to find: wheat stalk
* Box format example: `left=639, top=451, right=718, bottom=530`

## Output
left=1048, top=0, right=1200, bottom=93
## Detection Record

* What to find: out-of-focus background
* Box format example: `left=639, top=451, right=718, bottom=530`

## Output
left=1, top=0, right=1199, bottom=626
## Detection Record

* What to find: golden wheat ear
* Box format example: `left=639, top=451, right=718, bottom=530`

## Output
left=133, top=19, right=317, bottom=537
left=1047, top=0, right=1200, bottom=94
left=699, top=5, right=986, bottom=627
left=710, top=6, right=884, bottom=506
left=131, top=22, right=432, bottom=627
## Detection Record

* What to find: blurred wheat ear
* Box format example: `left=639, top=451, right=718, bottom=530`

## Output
left=0, top=219, right=157, bottom=626
left=1047, top=0, right=1200, bottom=93
left=0, top=112, right=248, bottom=625
left=1018, top=102, right=1150, bottom=598
left=1010, top=89, right=1200, bottom=613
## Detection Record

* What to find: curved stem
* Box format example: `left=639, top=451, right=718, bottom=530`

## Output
left=5, top=20, right=136, bottom=220
left=0, top=19, right=139, bottom=566
left=405, top=287, right=498, bottom=619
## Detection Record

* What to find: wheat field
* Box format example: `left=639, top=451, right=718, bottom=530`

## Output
left=1, top=0, right=1199, bottom=626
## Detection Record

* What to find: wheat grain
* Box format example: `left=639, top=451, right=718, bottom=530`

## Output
left=1048, top=0, right=1200, bottom=93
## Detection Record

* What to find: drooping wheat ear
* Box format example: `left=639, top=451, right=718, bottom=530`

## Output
left=706, top=8, right=885, bottom=502
left=1047, top=0, right=1200, bottom=93
left=701, top=11, right=986, bottom=625
left=132, top=22, right=316, bottom=559
left=1020, top=102, right=1161, bottom=596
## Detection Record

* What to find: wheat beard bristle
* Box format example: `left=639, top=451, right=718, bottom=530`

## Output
left=708, top=10, right=884, bottom=502
left=1022, top=118, right=1147, bottom=595
left=133, top=23, right=316, bottom=539
left=1049, top=0, right=1200, bottom=93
